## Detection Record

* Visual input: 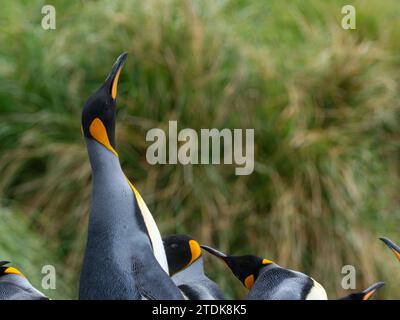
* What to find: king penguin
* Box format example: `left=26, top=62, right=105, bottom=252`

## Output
left=338, top=281, right=385, bottom=300
left=163, top=235, right=225, bottom=300
left=380, top=237, right=400, bottom=262
left=201, top=245, right=327, bottom=300
left=80, top=53, right=182, bottom=300
left=0, top=261, right=48, bottom=300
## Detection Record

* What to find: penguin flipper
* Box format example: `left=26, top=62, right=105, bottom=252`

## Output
left=134, top=253, right=184, bottom=300
left=178, top=284, right=201, bottom=300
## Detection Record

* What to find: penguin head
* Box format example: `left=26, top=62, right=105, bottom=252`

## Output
left=380, top=237, right=400, bottom=262
left=201, top=245, right=273, bottom=289
left=163, top=234, right=202, bottom=276
left=0, top=261, right=49, bottom=300
left=0, top=260, right=25, bottom=278
left=81, top=52, right=128, bottom=157
left=339, top=281, right=385, bottom=300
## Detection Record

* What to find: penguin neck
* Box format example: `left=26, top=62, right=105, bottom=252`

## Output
left=172, top=257, right=205, bottom=285
left=84, top=137, right=171, bottom=275
left=84, top=137, right=132, bottom=230
left=85, top=138, right=123, bottom=177
left=259, top=263, right=279, bottom=275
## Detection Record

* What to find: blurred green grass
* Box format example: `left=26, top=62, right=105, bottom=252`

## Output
left=0, top=207, right=72, bottom=299
left=0, top=0, right=400, bottom=299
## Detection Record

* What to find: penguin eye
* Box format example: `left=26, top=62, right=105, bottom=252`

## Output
left=170, top=244, right=179, bottom=249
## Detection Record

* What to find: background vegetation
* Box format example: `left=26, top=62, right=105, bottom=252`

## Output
left=0, top=0, right=400, bottom=299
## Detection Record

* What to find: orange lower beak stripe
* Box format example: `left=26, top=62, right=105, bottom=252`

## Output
left=392, top=248, right=400, bottom=262
left=111, top=68, right=122, bottom=99
left=362, top=290, right=376, bottom=300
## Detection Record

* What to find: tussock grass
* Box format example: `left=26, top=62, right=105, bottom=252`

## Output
left=0, top=0, right=400, bottom=298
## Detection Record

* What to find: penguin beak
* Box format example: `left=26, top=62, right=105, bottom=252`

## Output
left=200, top=245, right=228, bottom=260
left=338, top=281, right=385, bottom=300
left=360, top=281, right=385, bottom=300
left=104, top=52, right=128, bottom=100
left=380, top=237, right=400, bottom=262
left=200, top=245, right=232, bottom=269
left=0, top=261, right=10, bottom=267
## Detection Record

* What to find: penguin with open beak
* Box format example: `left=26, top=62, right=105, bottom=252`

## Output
left=338, top=281, right=385, bottom=300
left=201, top=245, right=327, bottom=300
left=163, top=235, right=225, bottom=300
left=0, top=261, right=48, bottom=300
left=80, top=53, right=182, bottom=300
left=380, top=237, right=400, bottom=262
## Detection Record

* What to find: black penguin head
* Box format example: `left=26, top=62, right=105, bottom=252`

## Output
left=163, top=235, right=202, bottom=276
left=200, top=245, right=273, bottom=289
left=380, top=237, right=400, bottom=262
left=81, top=52, right=128, bottom=156
left=0, top=261, right=25, bottom=278
left=339, top=281, right=385, bottom=300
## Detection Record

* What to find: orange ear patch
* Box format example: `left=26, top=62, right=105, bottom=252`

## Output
left=188, top=240, right=202, bottom=266
left=89, top=118, right=118, bottom=157
left=4, top=267, right=25, bottom=278
left=244, top=274, right=255, bottom=289
left=262, top=259, right=273, bottom=265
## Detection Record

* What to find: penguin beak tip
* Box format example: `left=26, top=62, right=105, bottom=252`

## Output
left=200, top=245, right=213, bottom=253
left=116, top=52, right=128, bottom=65
left=106, top=52, right=128, bottom=99
left=200, top=245, right=227, bottom=259
left=380, top=237, right=400, bottom=252
left=369, top=281, right=385, bottom=291
left=0, top=260, right=10, bottom=267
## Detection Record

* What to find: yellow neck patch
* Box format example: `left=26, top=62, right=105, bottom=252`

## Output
left=89, top=117, right=118, bottom=157
left=244, top=274, right=255, bottom=289
left=4, top=267, right=25, bottom=278
left=126, top=178, right=146, bottom=211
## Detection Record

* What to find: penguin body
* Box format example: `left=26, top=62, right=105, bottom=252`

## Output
left=79, top=53, right=182, bottom=300
left=0, top=261, right=48, bottom=300
left=164, top=235, right=225, bottom=300
left=246, top=263, right=323, bottom=300
left=201, top=245, right=327, bottom=300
